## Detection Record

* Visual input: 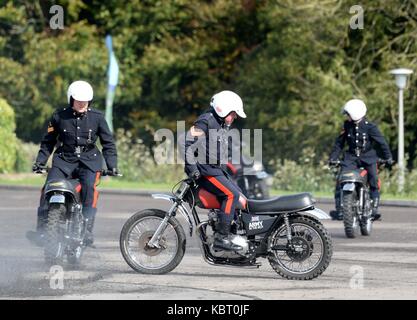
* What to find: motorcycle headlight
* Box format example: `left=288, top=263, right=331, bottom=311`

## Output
left=253, top=161, right=264, bottom=171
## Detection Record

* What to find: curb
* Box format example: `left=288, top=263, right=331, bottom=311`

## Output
left=314, top=197, right=417, bottom=208
left=1, top=184, right=416, bottom=208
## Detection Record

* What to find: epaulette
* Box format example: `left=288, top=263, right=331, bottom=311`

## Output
left=87, top=107, right=105, bottom=116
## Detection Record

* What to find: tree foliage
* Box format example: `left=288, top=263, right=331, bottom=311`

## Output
left=0, top=97, right=17, bottom=173
left=1, top=0, right=417, bottom=169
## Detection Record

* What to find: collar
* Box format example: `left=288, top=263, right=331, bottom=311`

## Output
left=209, top=108, right=225, bottom=127
left=72, top=108, right=88, bottom=118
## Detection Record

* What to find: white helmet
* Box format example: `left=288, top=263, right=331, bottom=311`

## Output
left=210, top=90, right=246, bottom=118
left=67, top=80, right=94, bottom=104
left=343, top=99, right=367, bottom=121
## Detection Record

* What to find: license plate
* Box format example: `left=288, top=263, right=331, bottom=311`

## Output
left=49, top=194, right=65, bottom=203
left=342, top=183, right=355, bottom=191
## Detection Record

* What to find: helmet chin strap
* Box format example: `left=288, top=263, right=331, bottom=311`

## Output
left=70, top=96, right=91, bottom=115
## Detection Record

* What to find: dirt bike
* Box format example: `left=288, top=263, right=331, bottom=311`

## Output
left=33, top=167, right=120, bottom=265
left=120, top=177, right=333, bottom=280
left=329, top=159, right=390, bottom=238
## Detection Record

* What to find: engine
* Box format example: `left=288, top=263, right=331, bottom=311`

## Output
left=206, top=210, right=250, bottom=258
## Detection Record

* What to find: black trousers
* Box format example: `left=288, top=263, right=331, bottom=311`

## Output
left=198, top=174, right=242, bottom=224
left=38, top=163, right=101, bottom=219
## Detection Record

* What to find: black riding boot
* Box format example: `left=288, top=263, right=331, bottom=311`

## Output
left=371, top=197, right=381, bottom=221
left=26, top=207, right=47, bottom=247
left=82, top=207, right=97, bottom=247
left=330, top=186, right=343, bottom=220
left=213, top=220, right=243, bottom=251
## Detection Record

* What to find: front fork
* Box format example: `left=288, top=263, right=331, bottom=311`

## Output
left=147, top=202, right=179, bottom=248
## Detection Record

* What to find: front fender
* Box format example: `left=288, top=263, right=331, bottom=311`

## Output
left=151, top=194, right=176, bottom=202
left=151, top=193, right=194, bottom=236
left=300, top=207, right=331, bottom=220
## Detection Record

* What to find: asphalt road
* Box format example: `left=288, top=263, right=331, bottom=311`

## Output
left=0, top=189, right=416, bottom=300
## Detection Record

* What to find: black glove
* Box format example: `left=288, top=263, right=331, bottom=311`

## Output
left=328, top=159, right=340, bottom=167
left=189, top=169, right=201, bottom=180
left=32, top=162, right=44, bottom=172
left=109, top=168, right=120, bottom=176
left=386, top=158, right=394, bottom=166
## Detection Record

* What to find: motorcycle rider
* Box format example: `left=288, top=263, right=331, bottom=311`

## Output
left=179, top=90, right=247, bottom=251
left=26, top=80, right=118, bottom=246
left=329, top=99, right=393, bottom=221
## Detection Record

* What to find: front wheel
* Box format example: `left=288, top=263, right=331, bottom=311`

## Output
left=268, top=216, right=332, bottom=280
left=342, top=191, right=360, bottom=238
left=120, top=209, right=186, bottom=274
left=44, top=203, right=66, bottom=265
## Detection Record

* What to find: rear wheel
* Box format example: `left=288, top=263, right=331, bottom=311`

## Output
left=120, top=209, right=186, bottom=274
left=44, top=204, right=66, bottom=265
left=268, top=216, right=332, bottom=280
left=342, top=191, right=360, bottom=238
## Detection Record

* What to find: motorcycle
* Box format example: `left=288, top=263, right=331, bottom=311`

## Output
left=329, top=159, right=390, bottom=238
left=120, top=177, right=333, bottom=280
left=226, top=159, right=273, bottom=200
left=32, top=167, right=120, bottom=265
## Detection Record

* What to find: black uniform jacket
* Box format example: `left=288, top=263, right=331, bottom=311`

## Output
left=329, top=118, right=392, bottom=165
left=35, top=106, right=117, bottom=175
left=179, top=109, right=231, bottom=177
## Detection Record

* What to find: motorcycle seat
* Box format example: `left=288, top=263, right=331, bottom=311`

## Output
left=247, top=193, right=315, bottom=213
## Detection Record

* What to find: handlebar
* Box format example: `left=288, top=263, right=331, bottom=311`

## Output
left=328, top=158, right=394, bottom=170
left=33, top=167, right=122, bottom=177
left=33, top=166, right=48, bottom=174
left=328, top=160, right=341, bottom=167
left=101, top=169, right=123, bottom=177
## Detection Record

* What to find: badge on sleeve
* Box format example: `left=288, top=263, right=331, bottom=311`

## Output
left=47, top=122, right=54, bottom=133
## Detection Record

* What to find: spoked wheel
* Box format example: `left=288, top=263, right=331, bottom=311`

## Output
left=120, top=209, right=186, bottom=274
left=342, top=191, right=360, bottom=238
left=44, top=204, right=66, bottom=265
left=268, top=216, right=332, bottom=280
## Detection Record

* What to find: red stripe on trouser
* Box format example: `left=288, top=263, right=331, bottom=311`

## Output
left=92, top=172, right=101, bottom=208
left=204, top=176, right=235, bottom=215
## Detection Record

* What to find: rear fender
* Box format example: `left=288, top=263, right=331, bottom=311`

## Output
left=45, top=189, right=79, bottom=205
left=298, top=207, right=331, bottom=220
left=44, top=180, right=80, bottom=204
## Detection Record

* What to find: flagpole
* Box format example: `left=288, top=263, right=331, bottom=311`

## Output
left=105, top=35, right=119, bottom=133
